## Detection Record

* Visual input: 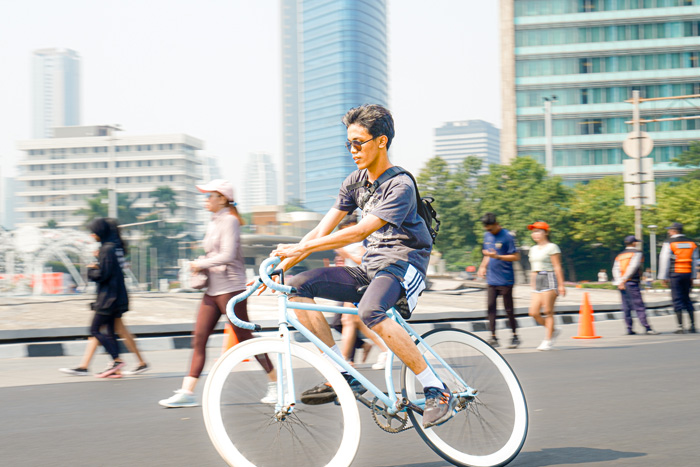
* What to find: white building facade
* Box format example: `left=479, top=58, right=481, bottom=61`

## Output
left=242, top=152, right=278, bottom=212
left=32, top=48, right=81, bottom=139
left=433, top=120, right=501, bottom=175
left=16, top=126, right=205, bottom=233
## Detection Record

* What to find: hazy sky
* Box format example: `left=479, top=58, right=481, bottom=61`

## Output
left=0, top=0, right=500, bottom=195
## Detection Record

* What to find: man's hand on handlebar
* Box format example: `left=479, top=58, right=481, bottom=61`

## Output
left=271, top=242, right=305, bottom=259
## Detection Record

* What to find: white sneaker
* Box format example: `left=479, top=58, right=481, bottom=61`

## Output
left=260, top=382, right=278, bottom=404
left=159, top=389, right=198, bottom=408
left=537, top=340, right=552, bottom=351
left=371, top=352, right=387, bottom=370
left=550, top=329, right=560, bottom=344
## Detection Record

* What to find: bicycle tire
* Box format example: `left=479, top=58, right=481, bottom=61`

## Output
left=401, top=329, right=528, bottom=467
left=202, top=337, right=361, bottom=467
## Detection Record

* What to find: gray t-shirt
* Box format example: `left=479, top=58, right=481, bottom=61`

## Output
left=333, top=169, right=432, bottom=280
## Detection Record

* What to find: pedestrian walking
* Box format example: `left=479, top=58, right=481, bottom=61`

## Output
left=334, top=214, right=389, bottom=370
left=527, top=221, right=566, bottom=351
left=159, top=179, right=276, bottom=408
left=60, top=220, right=148, bottom=376
left=85, top=218, right=128, bottom=377
left=477, top=213, right=521, bottom=349
left=613, top=235, right=658, bottom=335
left=657, top=222, right=698, bottom=333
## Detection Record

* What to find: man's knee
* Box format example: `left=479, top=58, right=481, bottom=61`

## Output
left=357, top=307, right=386, bottom=329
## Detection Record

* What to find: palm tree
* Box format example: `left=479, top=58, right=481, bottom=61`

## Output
left=151, top=186, right=178, bottom=216
left=74, top=189, right=142, bottom=225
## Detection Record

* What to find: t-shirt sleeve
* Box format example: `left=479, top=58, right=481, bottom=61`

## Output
left=369, top=178, right=413, bottom=227
left=333, top=172, right=361, bottom=212
left=505, top=235, right=517, bottom=255
left=549, top=243, right=562, bottom=256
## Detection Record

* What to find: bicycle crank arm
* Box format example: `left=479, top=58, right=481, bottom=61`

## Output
left=399, top=397, right=424, bottom=416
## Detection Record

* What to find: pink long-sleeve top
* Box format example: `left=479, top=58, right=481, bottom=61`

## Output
left=193, top=207, right=246, bottom=296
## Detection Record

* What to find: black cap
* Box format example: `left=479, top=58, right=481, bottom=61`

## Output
left=624, top=235, right=639, bottom=245
left=665, top=222, right=683, bottom=232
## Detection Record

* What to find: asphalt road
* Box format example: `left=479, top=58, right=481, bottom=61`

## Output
left=1, top=315, right=698, bottom=467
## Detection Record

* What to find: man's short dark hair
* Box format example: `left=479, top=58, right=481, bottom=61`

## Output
left=480, top=212, right=497, bottom=226
left=342, top=104, right=395, bottom=149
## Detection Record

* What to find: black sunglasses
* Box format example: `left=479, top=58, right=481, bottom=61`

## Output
left=345, top=136, right=377, bottom=153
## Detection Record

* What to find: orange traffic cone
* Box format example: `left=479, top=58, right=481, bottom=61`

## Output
left=222, top=322, right=241, bottom=353
left=572, top=292, right=601, bottom=339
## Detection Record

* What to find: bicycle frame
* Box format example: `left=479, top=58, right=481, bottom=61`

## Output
left=227, top=257, right=476, bottom=416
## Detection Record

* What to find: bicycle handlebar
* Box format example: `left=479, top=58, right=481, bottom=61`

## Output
left=226, top=257, right=296, bottom=332
left=225, top=278, right=263, bottom=332
left=259, top=257, right=296, bottom=294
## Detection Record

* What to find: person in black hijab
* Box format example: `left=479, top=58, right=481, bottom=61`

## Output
left=87, top=218, right=128, bottom=377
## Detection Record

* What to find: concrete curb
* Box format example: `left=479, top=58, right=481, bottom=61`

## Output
left=0, top=305, right=682, bottom=359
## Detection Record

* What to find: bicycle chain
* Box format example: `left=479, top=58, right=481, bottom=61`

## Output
left=370, top=396, right=413, bottom=433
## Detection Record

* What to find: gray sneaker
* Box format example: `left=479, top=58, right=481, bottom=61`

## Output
left=508, top=336, right=520, bottom=349
left=422, top=384, right=456, bottom=428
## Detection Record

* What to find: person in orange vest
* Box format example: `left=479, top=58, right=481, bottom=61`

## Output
left=657, top=222, right=698, bottom=334
left=613, top=236, right=658, bottom=335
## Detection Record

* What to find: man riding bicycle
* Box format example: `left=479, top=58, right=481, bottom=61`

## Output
left=271, top=104, right=455, bottom=428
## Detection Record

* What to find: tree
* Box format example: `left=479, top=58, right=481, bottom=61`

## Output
left=672, top=141, right=700, bottom=181
left=416, top=156, right=480, bottom=268
left=45, top=219, right=58, bottom=229
left=650, top=179, right=700, bottom=238
left=151, top=186, right=178, bottom=216
left=74, top=189, right=142, bottom=225
left=566, top=176, right=635, bottom=280
left=475, top=157, right=571, bottom=247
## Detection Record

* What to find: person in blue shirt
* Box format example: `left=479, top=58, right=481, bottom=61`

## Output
left=477, top=213, right=521, bottom=348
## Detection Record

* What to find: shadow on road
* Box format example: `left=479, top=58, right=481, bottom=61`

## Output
left=514, top=446, right=646, bottom=465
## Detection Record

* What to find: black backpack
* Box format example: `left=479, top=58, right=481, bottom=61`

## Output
left=348, top=166, right=440, bottom=244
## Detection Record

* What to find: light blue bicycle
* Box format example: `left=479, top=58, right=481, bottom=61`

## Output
left=202, top=257, right=528, bottom=467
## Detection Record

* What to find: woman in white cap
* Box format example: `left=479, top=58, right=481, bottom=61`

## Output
left=527, top=221, right=566, bottom=351
left=159, top=179, right=276, bottom=407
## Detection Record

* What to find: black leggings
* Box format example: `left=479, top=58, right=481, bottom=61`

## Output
left=487, top=285, right=517, bottom=335
left=91, top=313, right=119, bottom=360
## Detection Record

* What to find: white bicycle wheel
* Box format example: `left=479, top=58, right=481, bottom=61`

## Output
left=401, top=329, right=528, bottom=467
left=202, top=337, right=361, bottom=467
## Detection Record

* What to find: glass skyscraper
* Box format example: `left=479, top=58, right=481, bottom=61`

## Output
left=32, top=48, right=81, bottom=139
left=501, top=0, right=700, bottom=183
left=281, top=0, right=389, bottom=212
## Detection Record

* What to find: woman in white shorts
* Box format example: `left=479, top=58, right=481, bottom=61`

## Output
left=527, top=221, right=566, bottom=350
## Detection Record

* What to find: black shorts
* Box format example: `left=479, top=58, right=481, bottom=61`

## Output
left=287, top=266, right=405, bottom=328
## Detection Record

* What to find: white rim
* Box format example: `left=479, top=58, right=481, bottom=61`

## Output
left=202, top=337, right=361, bottom=467
left=406, top=330, right=528, bottom=467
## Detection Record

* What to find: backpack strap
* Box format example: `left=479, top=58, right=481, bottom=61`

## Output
left=348, top=166, right=406, bottom=193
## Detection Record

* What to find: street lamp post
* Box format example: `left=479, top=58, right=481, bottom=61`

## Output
left=648, top=225, right=657, bottom=280
left=543, top=96, right=557, bottom=173
left=106, top=125, right=123, bottom=219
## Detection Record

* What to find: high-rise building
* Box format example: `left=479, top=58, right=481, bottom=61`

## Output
left=201, top=155, right=222, bottom=184
left=1, top=175, right=16, bottom=230
left=433, top=120, right=501, bottom=175
left=32, top=48, right=81, bottom=139
left=16, top=126, right=205, bottom=232
left=242, top=152, right=278, bottom=211
left=281, top=0, right=389, bottom=212
left=501, top=0, right=700, bottom=183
